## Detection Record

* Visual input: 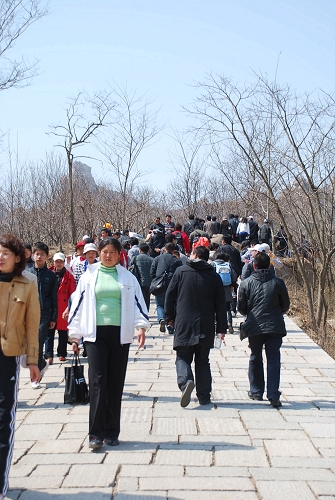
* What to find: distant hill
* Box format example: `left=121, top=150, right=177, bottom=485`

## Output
left=73, top=161, right=97, bottom=189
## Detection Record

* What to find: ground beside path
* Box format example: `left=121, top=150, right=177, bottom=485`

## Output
left=6, top=302, right=335, bottom=500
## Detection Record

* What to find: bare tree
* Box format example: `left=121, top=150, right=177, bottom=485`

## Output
left=49, top=90, right=114, bottom=244
left=189, top=72, right=335, bottom=333
left=0, top=0, right=48, bottom=91
left=97, top=84, right=161, bottom=229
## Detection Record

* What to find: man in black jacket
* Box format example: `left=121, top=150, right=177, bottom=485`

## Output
left=28, top=242, right=58, bottom=388
left=165, top=246, right=227, bottom=407
left=150, top=243, right=182, bottom=333
left=238, top=252, right=290, bottom=408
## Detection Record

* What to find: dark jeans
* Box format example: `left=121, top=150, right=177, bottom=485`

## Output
left=38, top=315, right=51, bottom=371
left=0, top=351, right=20, bottom=496
left=141, top=285, right=150, bottom=311
left=44, top=329, right=68, bottom=358
left=85, top=326, right=130, bottom=441
left=155, top=293, right=165, bottom=323
left=175, top=345, right=212, bottom=403
left=226, top=302, right=232, bottom=325
left=248, top=334, right=282, bottom=400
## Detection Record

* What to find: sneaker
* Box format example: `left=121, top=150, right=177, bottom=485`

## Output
left=59, top=357, right=67, bottom=362
left=159, top=319, right=166, bottom=333
left=31, top=381, right=41, bottom=389
left=228, top=323, right=234, bottom=334
left=269, top=399, right=282, bottom=408
left=180, top=380, right=195, bottom=408
left=104, top=437, right=120, bottom=447
left=89, top=437, right=103, bottom=450
left=248, top=391, right=263, bottom=401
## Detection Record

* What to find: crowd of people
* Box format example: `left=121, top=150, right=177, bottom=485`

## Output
left=0, top=212, right=291, bottom=499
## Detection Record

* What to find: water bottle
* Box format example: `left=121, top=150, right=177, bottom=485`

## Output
left=214, top=333, right=222, bottom=349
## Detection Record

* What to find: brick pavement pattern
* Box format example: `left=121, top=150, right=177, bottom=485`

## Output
left=5, top=303, right=335, bottom=499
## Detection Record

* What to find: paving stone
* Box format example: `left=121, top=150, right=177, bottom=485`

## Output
left=197, top=417, right=246, bottom=436
left=151, top=417, right=197, bottom=435
left=155, top=449, right=212, bottom=466
left=14, top=423, right=63, bottom=441
left=63, top=463, right=118, bottom=487
left=104, top=451, right=154, bottom=465
left=30, top=464, right=70, bottom=476
left=167, top=492, right=258, bottom=500
left=121, top=464, right=184, bottom=477
left=5, top=490, right=21, bottom=500
left=117, top=476, right=139, bottom=492
left=264, top=438, right=319, bottom=458
left=114, top=492, right=167, bottom=500
left=29, top=438, right=84, bottom=454
left=301, top=422, right=335, bottom=438
left=140, top=476, right=254, bottom=491
left=17, top=452, right=104, bottom=465
left=250, top=467, right=335, bottom=481
left=9, top=463, right=35, bottom=477
left=186, top=466, right=249, bottom=477
left=9, top=475, right=64, bottom=489
left=255, top=480, right=316, bottom=499
left=215, top=445, right=269, bottom=467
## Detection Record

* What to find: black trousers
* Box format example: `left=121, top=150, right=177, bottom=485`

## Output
left=248, top=334, right=282, bottom=400
left=85, top=326, right=130, bottom=441
left=141, top=286, right=150, bottom=311
left=175, top=345, right=212, bottom=402
left=0, top=350, right=20, bottom=496
left=44, top=329, right=68, bottom=358
left=38, top=315, right=50, bottom=371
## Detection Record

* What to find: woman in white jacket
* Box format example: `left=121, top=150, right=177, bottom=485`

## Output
left=68, top=237, right=150, bottom=450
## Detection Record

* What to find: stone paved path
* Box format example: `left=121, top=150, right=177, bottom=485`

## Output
left=6, top=303, right=335, bottom=499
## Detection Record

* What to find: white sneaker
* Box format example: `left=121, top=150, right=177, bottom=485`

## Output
left=31, top=381, right=41, bottom=389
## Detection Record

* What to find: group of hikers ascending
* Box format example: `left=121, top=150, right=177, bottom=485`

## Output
left=0, top=211, right=290, bottom=498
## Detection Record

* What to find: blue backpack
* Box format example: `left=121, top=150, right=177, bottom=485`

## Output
left=215, top=262, right=232, bottom=286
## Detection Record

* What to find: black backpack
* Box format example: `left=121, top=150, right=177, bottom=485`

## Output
left=174, top=232, right=185, bottom=254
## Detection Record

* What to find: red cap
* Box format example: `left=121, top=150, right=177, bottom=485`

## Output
left=75, top=240, right=86, bottom=249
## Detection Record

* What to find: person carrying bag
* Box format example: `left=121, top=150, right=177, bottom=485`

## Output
left=64, top=353, right=89, bottom=405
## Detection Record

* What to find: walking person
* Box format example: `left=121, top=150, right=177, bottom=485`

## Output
left=68, top=237, right=150, bottom=450
left=150, top=243, right=182, bottom=334
left=238, top=252, right=290, bottom=408
left=27, top=242, right=58, bottom=388
left=129, top=243, right=153, bottom=311
left=165, top=246, right=227, bottom=407
left=0, top=234, right=40, bottom=499
left=44, top=252, right=76, bottom=363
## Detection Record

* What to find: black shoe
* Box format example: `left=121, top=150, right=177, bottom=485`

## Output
left=105, top=437, right=120, bottom=447
left=180, top=380, right=195, bottom=408
left=199, top=398, right=211, bottom=405
left=269, top=399, right=282, bottom=408
left=89, top=437, right=103, bottom=450
left=248, top=391, right=263, bottom=401
left=159, top=320, right=166, bottom=333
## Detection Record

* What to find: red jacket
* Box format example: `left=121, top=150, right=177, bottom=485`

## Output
left=173, top=230, right=191, bottom=255
left=50, top=267, right=76, bottom=331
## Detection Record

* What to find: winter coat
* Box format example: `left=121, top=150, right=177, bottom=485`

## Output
left=218, top=244, right=243, bottom=276
left=27, top=265, right=58, bottom=321
left=130, top=253, right=154, bottom=287
left=164, top=259, right=227, bottom=348
left=183, top=219, right=200, bottom=236
left=259, top=223, right=272, bottom=241
left=238, top=269, right=290, bottom=340
left=150, top=252, right=182, bottom=292
left=50, top=267, right=76, bottom=331
left=68, top=264, right=150, bottom=344
left=249, top=220, right=259, bottom=240
left=0, top=275, right=40, bottom=364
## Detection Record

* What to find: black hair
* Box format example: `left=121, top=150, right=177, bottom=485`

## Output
left=165, top=242, right=176, bottom=253
left=24, top=242, right=32, bottom=251
left=214, top=250, right=230, bottom=261
left=165, top=234, right=175, bottom=243
left=129, top=237, right=139, bottom=246
left=33, top=241, right=49, bottom=255
left=212, top=216, right=217, bottom=221
left=98, top=237, right=121, bottom=254
left=175, top=223, right=182, bottom=231
left=254, top=252, right=270, bottom=269
left=189, top=214, right=195, bottom=220
left=139, top=243, right=149, bottom=253
left=192, top=245, right=209, bottom=261
left=166, top=214, right=172, bottom=218
left=249, top=239, right=259, bottom=246
left=209, top=242, right=219, bottom=251
left=0, top=234, right=26, bottom=276
left=222, top=235, right=232, bottom=245
left=85, top=238, right=94, bottom=244
left=206, top=215, right=211, bottom=221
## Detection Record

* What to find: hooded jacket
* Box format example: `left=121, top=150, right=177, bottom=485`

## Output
left=164, top=259, right=227, bottom=349
left=238, top=269, right=290, bottom=339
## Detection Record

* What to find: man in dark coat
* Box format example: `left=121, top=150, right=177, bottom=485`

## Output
left=259, top=219, right=272, bottom=248
left=247, top=216, right=259, bottom=241
left=165, top=246, right=227, bottom=407
left=238, top=252, right=290, bottom=408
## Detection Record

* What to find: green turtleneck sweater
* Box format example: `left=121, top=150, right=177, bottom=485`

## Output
left=95, top=265, right=121, bottom=326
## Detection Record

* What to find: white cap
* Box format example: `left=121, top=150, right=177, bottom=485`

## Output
left=83, top=243, right=97, bottom=254
left=253, top=244, right=266, bottom=252
left=53, top=252, right=66, bottom=261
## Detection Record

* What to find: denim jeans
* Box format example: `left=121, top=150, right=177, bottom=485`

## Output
left=155, top=293, right=165, bottom=323
left=248, top=334, right=282, bottom=400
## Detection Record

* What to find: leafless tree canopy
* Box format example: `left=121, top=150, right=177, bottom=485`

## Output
left=0, top=0, right=49, bottom=91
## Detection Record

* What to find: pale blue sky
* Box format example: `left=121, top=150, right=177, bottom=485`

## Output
left=1, top=0, right=334, bottom=188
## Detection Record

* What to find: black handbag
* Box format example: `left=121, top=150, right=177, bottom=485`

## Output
left=129, top=256, right=141, bottom=283
left=64, top=354, right=90, bottom=405
left=149, top=271, right=168, bottom=296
